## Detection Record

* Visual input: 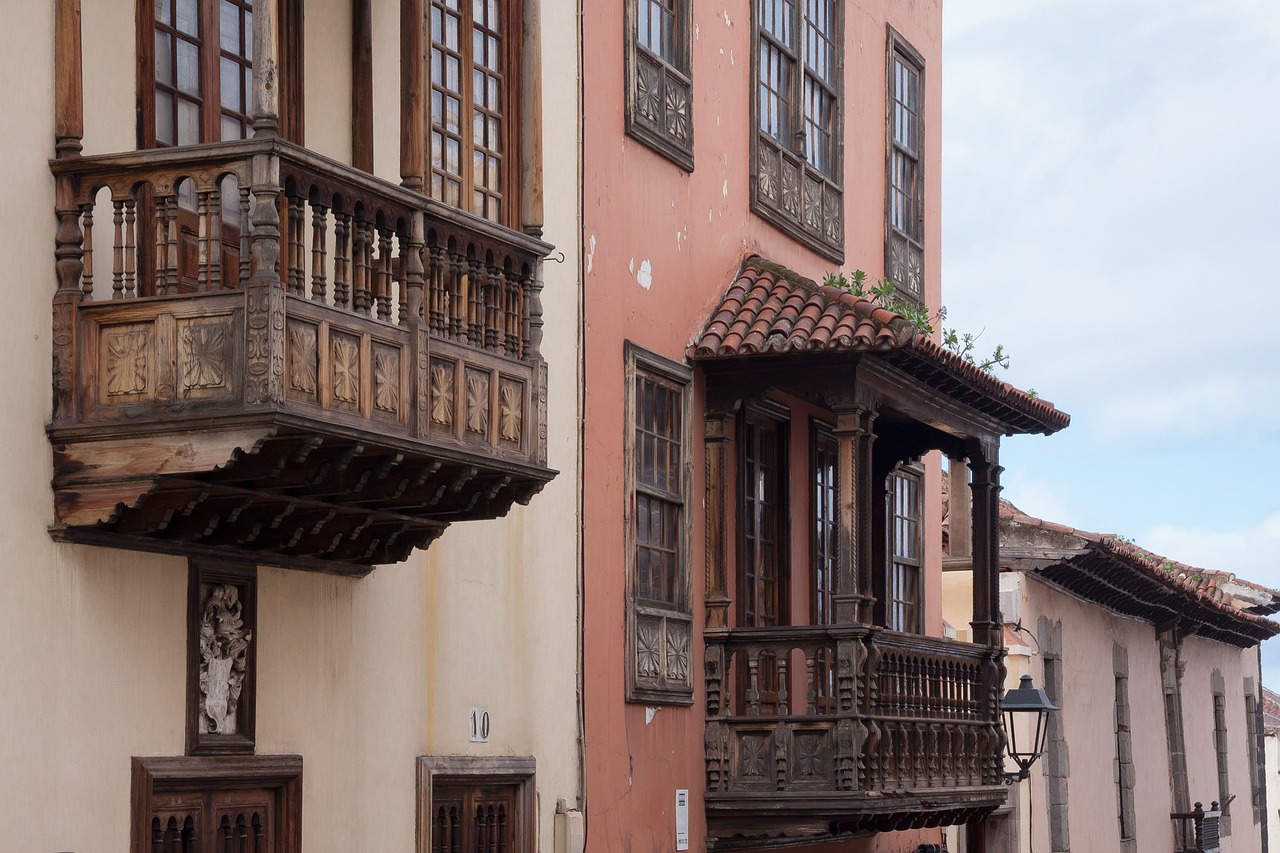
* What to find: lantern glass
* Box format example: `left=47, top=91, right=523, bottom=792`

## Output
left=1002, top=674, right=1057, bottom=781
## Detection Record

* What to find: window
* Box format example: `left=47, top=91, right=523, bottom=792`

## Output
left=740, top=406, right=789, bottom=630
left=1245, top=681, right=1264, bottom=826
left=811, top=424, right=837, bottom=712
left=131, top=755, right=302, bottom=853
left=751, top=0, right=844, bottom=258
left=419, top=756, right=535, bottom=853
left=625, top=344, right=693, bottom=703
left=885, top=28, right=925, bottom=305
left=626, top=0, right=693, bottom=169
left=1212, top=671, right=1232, bottom=836
left=429, top=0, right=521, bottom=226
left=887, top=469, right=921, bottom=633
left=1039, top=619, right=1071, bottom=853
left=1113, top=646, right=1136, bottom=852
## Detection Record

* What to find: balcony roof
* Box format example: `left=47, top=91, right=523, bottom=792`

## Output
left=1000, top=500, right=1280, bottom=647
left=688, top=256, right=1069, bottom=436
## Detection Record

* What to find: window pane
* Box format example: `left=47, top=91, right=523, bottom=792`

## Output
left=221, top=57, right=241, bottom=113
left=177, top=38, right=201, bottom=95
left=155, top=91, right=175, bottom=145
left=155, top=32, right=174, bottom=86
left=220, top=0, right=240, bottom=52
left=177, top=98, right=200, bottom=146
left=175, top=0, right=199, bottom=35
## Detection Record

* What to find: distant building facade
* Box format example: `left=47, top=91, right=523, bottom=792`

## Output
left=944, top=495, right=1277, bottom=853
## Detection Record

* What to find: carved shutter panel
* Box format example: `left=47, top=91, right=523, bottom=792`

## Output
left=434, top=784, right=520, bottom=853
left=147, top=787, right=280, bottom=853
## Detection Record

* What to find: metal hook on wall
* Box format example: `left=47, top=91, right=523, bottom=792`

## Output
left=546, top=250, right=566, bottom=264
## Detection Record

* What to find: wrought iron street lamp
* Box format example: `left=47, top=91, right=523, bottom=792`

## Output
left=1002, top=674, right=1057, bottom=784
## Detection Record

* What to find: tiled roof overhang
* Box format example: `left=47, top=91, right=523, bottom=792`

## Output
left=688, top=257, right=1070, bottom=436
left=1002, top=502, right=1280, bottom=648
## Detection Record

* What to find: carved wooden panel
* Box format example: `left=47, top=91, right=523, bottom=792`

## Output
left=429, top=358, right=457, bottom=430
left=497, top=376, right=524, bottom=449
left=285, top=319, right=318, bottom=402
left=634, top=612, right=692, bottom=695
left=888, top=232, right=923, bottom=304
left=732, top=729, right=778, bottom=790
left=101, top=323, right=152, bottom=401
left=178, top=315, right=234, bottom=400
left=627, top=49, right=694, bottom=170
left=329, top=331, right=361, bottom=413
left=464, top=367, right=491, bottom=439
left=372, top=342, right=402, bottom=421
left=187, top=559, right=256, bottom=756
left=752, top=137, right=844, bottom=261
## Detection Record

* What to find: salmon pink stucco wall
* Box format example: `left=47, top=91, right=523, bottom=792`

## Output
left=581, top=2, right=944, bottom=852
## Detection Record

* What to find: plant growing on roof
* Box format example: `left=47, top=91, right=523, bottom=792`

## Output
left=823, top=269, right=1012, bottom=374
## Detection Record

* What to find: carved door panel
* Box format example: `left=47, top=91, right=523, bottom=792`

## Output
left=432, top=783, right=521, bottom=853
left=148, top=786, right=281, bottom=853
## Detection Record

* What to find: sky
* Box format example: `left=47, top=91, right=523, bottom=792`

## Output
left=940, top=1, right=1280, bottom=683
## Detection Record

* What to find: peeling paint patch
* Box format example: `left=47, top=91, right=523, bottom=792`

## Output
left=708, top=209, right=713, bottom=223
left=694, top=23, right=700, bottom=40
left=722, top=180, right=729, bottom=199
left=586, top=234, right=596, bottom=274
left=637, top=259, right=653, bottom=290
left=629, top=257, right=635, bottom=275
left=730, top=49, right=735, bottom=66
left=646, top=706, right=659, bottom=724
left=723, top=10, right=732, bottom=27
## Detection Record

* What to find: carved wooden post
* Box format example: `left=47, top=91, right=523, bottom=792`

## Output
left=52, top=175, right=83, bottom=423
left=244, top=153, right=285, bottom=407
left=968, top=441, right=1002, bottom=648
left=401, top=0, right=426, bottom=190
left=704, top=407, right=733, bottom=629
left=405, top=211, right=432, bottom=439
left=251, top=0, right=279, bottom=137
left=55, top=0, right=84, bottom=158
left=520, top=0, right=543, bottom=236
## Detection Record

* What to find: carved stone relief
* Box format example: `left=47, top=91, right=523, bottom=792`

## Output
left=198, top=583, right=252, bottom=736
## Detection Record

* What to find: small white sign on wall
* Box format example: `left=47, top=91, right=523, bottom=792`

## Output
left=468, top=707, right=491, bottom=743
left=675, top=789, right=689, bottom=850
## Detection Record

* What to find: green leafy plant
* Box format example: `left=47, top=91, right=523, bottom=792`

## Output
left=823, top=270, right=1011, bottom=373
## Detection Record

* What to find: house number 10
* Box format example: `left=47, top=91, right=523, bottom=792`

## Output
left=468, top=707, right=491, bottom=742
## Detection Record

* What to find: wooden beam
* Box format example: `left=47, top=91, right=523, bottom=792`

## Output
left=400, top=0, right=425, bottom=189
left=520, top=0, right=543, bottom=235
left=54, top=0, right=84, bottom=157
left=352, top=0, right=374, bottom=172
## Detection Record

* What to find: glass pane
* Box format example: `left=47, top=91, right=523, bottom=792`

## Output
left=244, top=9, right=253, bottom=60
left=220, top=174, right=240, bottom=225
left=176, top=0, right=199, bottom=35
left=221, top=57, right=241, bottom=112
left=156, top=0, right=171, bottom=26
left=155, top=91, right=175, bottom=145
left=177, top=98, right=200, bottom=145
left=473, top=69, right=484, bottom=105
left=446, top=95, right=460, bottom=133
left=155, top=32, right=173, bottom=86
left=222, top=114, right=242, bottom=141
left=177, top=39, right=200, bottom=94
left=221, top=0, right=240, bottom=52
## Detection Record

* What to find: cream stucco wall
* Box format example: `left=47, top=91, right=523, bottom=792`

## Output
left=0, top=2, right=581, bottom=851
left=971, top=573, right=1267, bottom=853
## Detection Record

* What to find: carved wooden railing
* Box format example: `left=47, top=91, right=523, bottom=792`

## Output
left=705, top=627, right=1004, bottom=798
left=1172, top=803, right=1222, bottom=853
left=46, top=138, right=552, bottom=569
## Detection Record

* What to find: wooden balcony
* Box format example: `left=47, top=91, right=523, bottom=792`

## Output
left=704, top=626, right=1008, bottom=844
left=48, top=137, right=554, bottom=574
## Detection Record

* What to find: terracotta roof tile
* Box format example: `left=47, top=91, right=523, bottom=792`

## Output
left=690, top=257, right=1070, bottom=435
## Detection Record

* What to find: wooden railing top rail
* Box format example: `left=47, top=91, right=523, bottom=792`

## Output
left=50, top=138, right=553, bottom=260
left=706, top=624, right=869, bottom=644
left=866, top=628, right=996, bottom=661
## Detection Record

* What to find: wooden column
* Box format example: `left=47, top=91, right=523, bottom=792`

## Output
left=55, top=0, right=84, bottom=157
left=352, top=0, right=374, bottom=172
left=704, top=408, right=733, bottom=629
left=52, top=175, right=83, bottom=423
left=520, top=0, right=543, bottom=236
left=252, top=0, right=280, bottom=136
left=400, top=0, right=425, bottom=189
left=832, top=405, right=877, bottom=625
left=244, top=152, right=285, bottom=406
left=948, top=458, right=972, bottom=558
left=968, top=442, right=1002, bottom=648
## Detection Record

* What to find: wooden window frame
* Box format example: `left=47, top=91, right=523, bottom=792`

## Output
left=884, top=26, right=925, bottom=306
left=187, top=558, right=257, bottom=756
left=810, top=419, right=838, bottom=714
left=624, top=342, right=694, bottom=705
left=1245, top=678, right=1265, bottom=826
left=1113, top=645, right=1137, bottom=852
left=885, top=466, right=922, bottom=634
left=427, top=0, right=524, bottom=229
left=625, top=0, right=694, bottom=171
left=1212, top=670, right=1233, bottom=836
left=130, top=754, right=303, bottom=853
left=750, top=0, right=845, bottom=261
left=416, top=756, right=536, bottom=853
left=136, top=0, right=304, bottom=150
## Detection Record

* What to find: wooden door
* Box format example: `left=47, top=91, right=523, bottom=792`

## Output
left=432, top=783, right=522, bottom=853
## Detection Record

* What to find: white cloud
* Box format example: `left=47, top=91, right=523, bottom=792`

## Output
left=1141, top=510, right=1280, bottom=588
